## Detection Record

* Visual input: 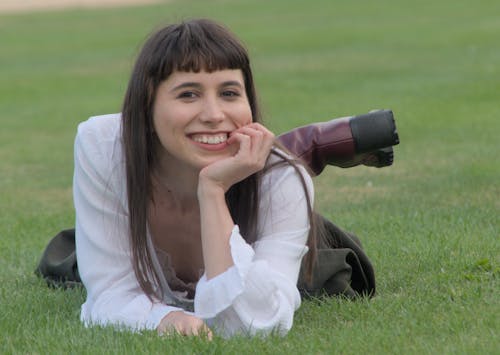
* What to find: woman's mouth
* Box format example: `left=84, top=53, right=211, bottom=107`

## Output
left=191, top=133, right=228, bottom=145
left=189, top=133, right=230, bottom=151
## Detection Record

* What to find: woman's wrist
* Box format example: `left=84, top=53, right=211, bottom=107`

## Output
left=197, top=174, right=227, bottom=200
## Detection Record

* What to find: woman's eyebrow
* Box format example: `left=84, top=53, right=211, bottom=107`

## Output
left=170, top=82, right=202, bottom=92
left=220, top=80, right=244, bottom=88
left=170, top=80, right=244, bottom=93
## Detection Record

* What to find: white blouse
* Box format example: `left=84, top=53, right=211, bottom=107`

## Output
left=73, top=113, right=313, bottom=337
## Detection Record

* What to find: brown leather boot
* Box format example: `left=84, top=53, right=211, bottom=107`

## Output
left=277, top=110, right=399, bottom=175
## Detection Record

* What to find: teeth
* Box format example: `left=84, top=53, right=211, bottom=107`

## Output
left=192, top=134, right=228, bottom=144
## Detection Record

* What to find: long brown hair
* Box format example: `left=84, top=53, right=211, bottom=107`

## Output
left=121, top=19, right=316, bottom=299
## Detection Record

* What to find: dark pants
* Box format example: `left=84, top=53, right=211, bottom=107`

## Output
left=298, top=215, right=376, bottom=299
left=37, top=217, right=376, bottom=299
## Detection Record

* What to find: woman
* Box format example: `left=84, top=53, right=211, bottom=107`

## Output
left=74, top=19, right=316, bottom=338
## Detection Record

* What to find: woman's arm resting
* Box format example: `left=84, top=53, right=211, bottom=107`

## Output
left=197, top=123, right=275, bottom=279
left=195, top=160, right=313, bottom=337
left=74, top=117, right=188, bottom=331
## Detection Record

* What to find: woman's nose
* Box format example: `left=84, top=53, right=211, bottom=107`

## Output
left=199, top=97, right=225, bottom=124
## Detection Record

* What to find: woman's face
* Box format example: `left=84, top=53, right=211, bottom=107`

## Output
left=152, top=69, right=253, bottom=172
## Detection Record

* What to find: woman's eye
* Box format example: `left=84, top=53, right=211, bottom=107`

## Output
left=177, top=91, right=197, bottom=99
left=221, top=90, right=240, bottom=98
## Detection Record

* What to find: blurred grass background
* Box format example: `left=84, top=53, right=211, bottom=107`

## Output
left=0, top=0, right=498, bottom=353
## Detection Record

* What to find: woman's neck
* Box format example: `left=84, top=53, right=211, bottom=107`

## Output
left=152, top=157, right=200, bottom=213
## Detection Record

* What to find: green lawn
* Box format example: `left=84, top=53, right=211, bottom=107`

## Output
left=1, top=0, right=498, bottom=353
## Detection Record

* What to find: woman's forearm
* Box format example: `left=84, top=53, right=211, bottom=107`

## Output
left=197, top=178, right=235, bottom=280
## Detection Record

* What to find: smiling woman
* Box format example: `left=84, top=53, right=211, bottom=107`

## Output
left=29, top=16, right=385, bottom=339
left=73, top=18, right=316, bottom=338
left=152, top=70, right=253, bottom=171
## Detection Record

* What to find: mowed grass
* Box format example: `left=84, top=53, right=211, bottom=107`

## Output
left=0, top=0, right=498, bottom=353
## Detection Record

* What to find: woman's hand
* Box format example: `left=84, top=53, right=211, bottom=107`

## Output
left=198, top=123, right=275, bottom=193
left=157, top=311, right=213, bottom=340
left=196, top=123, right=274, bottom=279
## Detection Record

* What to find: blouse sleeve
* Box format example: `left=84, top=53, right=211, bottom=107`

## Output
left=194, top=160, right=313, bottom=337
left=73, top=117, right=185, bottom=331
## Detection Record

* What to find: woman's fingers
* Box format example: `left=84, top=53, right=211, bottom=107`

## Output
left=198, top=123, right=275, bottom=191
left=229, top=123, right=275, bottom=162
left=231, top=123, right=274, bottom=144
left=158, top=312, right=212, bottom=340
left=164, top=323, right=212, bottom=340
left=175, top=323, right=212, bottom=340
left=227, top=131, right=266, bottom=172
left=191, top=323, right=213, bottom=340
left=234, top=127, right=265, bottom=156
left=228, top=132, right=252, bottom=153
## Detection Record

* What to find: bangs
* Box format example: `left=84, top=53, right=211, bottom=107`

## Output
left=159, top=20, right=250, bottom=78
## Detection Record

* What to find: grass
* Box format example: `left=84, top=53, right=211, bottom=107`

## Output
left=0, top=0, right=498, bottom=353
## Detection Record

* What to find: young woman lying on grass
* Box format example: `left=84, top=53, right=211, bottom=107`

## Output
left=74, top=18, right=318, bottom=338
